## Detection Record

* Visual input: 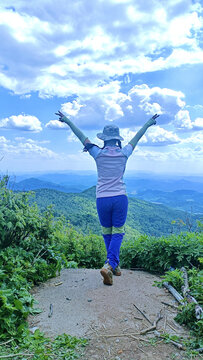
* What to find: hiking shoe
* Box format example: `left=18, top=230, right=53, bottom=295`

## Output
left=113, top=265, right=121, bottom=276
left=100, top=263, right=113, bottom=285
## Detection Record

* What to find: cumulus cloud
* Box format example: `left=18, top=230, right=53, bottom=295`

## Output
left=58, top=83, right=185, bottom=129
left=45, top=120, right=68, bottom=130
left=140, top=126, right=181, bottom=146
left=0, top=136, right=9, bottom=143
left=0, top=136, right=57, bottom=158
left=174, top=110, right=203, bottom=130
left=120, top=126, right=181, bottom=146
left=0, top=114, right=42, bottom=132
left=0, top=1, right=202, bottom=96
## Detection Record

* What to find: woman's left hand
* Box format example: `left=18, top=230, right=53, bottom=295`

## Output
left=148, top=114, right=160, bottom=126
left=55, top=110, right=66, bottom=122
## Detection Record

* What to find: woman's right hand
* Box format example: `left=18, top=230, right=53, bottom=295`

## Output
left=147, top=114, right=160, bottom=126
left=55, top=110, right=66, bottom=122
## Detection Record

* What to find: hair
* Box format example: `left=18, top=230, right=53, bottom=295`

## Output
left=103, top=140, right=122, bottom=149
left=83, top=139, right=122, bottom=152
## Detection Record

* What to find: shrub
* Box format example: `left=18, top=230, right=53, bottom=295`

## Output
left=120, top=232, right=203, bottom=272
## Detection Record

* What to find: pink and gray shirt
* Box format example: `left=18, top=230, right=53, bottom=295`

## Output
left=88, top=144, right=133, bottom=198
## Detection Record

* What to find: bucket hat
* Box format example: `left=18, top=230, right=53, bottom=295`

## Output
left=97, top=125, right=124, bottom=141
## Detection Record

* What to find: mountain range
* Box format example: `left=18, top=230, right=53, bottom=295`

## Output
left=8, top=174, right=203, bottom=214
left=30, top=186, right=200, bottom=239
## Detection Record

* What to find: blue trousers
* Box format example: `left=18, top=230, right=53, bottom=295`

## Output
left=96, top=195, right=128, bottom=269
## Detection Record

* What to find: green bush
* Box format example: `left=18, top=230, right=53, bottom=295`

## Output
left=156, top=268, right=203, bottom=349
left=0, top=177, right=56, bottom=250
left=55, top=220, right=106, bottom=268
left=120, top=232, right=203, bottom=272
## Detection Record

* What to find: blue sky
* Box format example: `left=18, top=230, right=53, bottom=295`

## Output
left=0, top=0, right=203, bottom=175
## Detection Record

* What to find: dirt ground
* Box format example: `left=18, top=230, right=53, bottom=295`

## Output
left=28, top=268, right=201, bottom=360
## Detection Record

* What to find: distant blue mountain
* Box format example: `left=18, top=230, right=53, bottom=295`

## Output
left=8, top=178, right=82, bottom=193
left=8, top=172, right=203, bottom=214
left=132, top=189, right=203, bottom=214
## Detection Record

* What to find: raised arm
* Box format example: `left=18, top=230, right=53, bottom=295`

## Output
left=129, top=114, right=159, bottom=149
left=55, top=111, right=90, bottom=145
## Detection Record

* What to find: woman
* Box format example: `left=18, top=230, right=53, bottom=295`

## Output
left=55, top=110, right=159, bottom=285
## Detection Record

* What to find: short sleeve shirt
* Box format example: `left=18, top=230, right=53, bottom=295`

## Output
left=88, top=144, right=133, bottom=198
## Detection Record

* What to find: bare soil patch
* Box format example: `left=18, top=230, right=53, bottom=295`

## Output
left=28, top=269, right=200, bottom=360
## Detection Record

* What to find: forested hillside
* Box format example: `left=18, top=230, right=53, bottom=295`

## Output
left=31, top=186, right=199, bottom=237
left=1, top=177, right=202, bottom=356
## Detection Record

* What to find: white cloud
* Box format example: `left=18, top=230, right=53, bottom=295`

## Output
left=61, top=100, right=84, bottom=117
left=140, top=126, right=181, bottom=146
left=0, top=136, right=9, bottom=143
left=58, top=83, right=186, bottom=130
left=0, top=136, right=57, bottom=159
left=0, top=114, right=42, bottom=132
left=45, top=120, right=68, bottom=130
left=193, top=117, right=203, bottom=130
left=174, top=110, right=203, bottom=130
left=0, top=1, right=202, bottom=97
left=67, top=133, right=80, bottom=143
left=120, top=126, right=181, bottom=146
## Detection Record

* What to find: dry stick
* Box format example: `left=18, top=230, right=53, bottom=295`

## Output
left=163, top=282, right=185, bottom=304
left=98, top=332, right=140, bottom=338
left=161, top=301, right=179, bottom=310
left=133, top=316, right=143, bottom=321
left=140, top=310, right=163, bottom=335
left=166, top=321, right=178, bottom=333
left=164, top=314, right=167, bottom=331
left=194, top=348, right=203, bottom=353
left=154, top=331, right=185, bottom=351
left=133, top=304, right=153, bottom=325
left=48, top=303, right=53, bottom=318
left=181, top=267, right=189, bottom=296
left=181, top=267, right=203, bottom=320
left=130, top=335, right=151, bottom=343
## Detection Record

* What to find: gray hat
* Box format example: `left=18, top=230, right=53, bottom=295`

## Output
left=97, top=125, right=124, bottom=141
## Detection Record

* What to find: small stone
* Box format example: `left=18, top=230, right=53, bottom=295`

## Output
left=124, top=318, right=128, bottom=321
left=66, top=297, right=71, bottom=301
left=29, top=327, right=39, bottom=334
left=116, top=339, right=120, bottom=343
left=87, top=299, right=92, bottom=302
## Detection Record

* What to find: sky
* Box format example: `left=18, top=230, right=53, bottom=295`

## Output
left=0, top=0, right=203, bottom=176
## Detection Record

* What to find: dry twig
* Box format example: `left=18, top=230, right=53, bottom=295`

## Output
left=133, top=304, right=153, bottom=325
left=48, top=303, right=53, bottom=318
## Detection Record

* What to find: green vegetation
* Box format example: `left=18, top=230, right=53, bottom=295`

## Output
left=0, top=176, right=202, bottom=357
left=32, top=186, right=199, bottom=237
left=0, top=177, right=87, bottom=359
left=156, top=267, right=203, bottom=350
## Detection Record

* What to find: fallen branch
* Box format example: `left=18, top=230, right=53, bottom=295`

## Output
left=133, top=304, right=153, bottom=325
left=163, top=282, right=185, bottom=304
left=140, top=310, right=163, bottom=335
left=194, top=347, right=203, bottom=353
left=154, top=331, right=185, bottom=351
left=98, top=332, right=140, bottom=338
left=181, top=267, right=203, bottom=320
left=181, top=267, right=189, bottom=296
left=161, top=301, right=179, bottom=310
